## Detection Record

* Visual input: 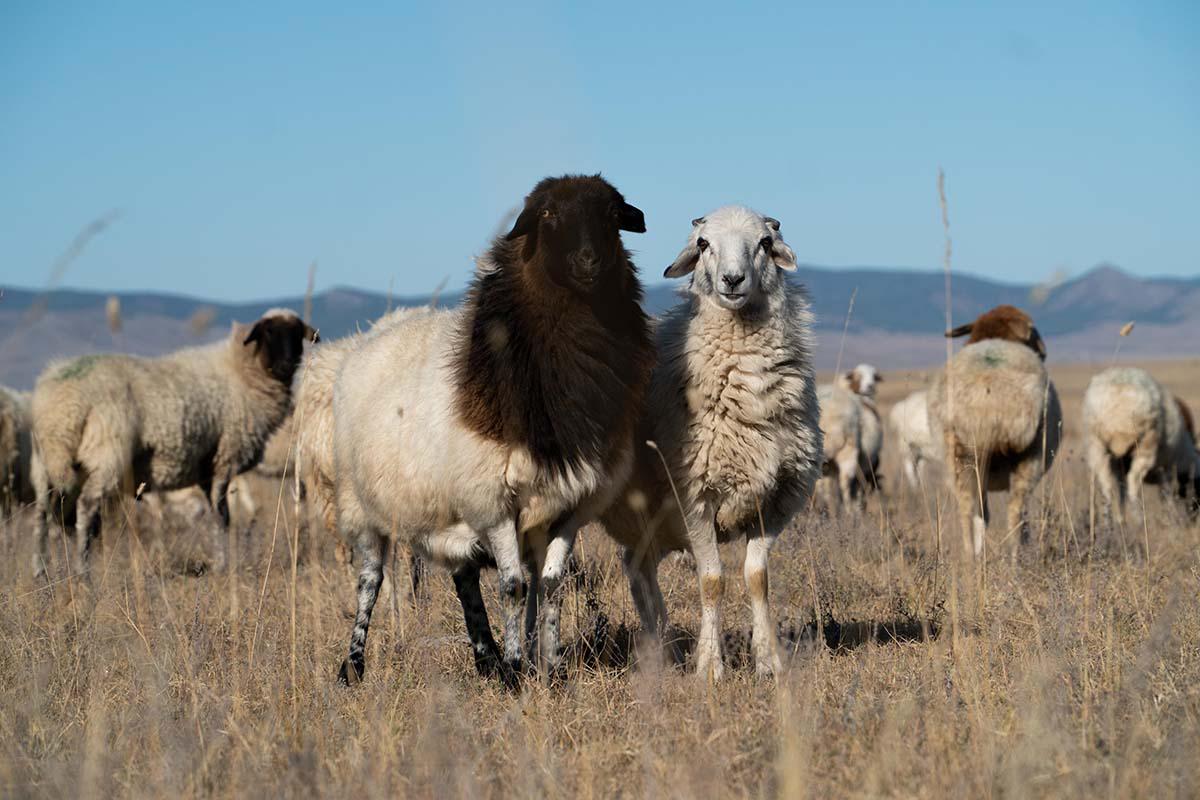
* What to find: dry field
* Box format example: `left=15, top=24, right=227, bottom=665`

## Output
left=1, top=359, right=1198, bottom=798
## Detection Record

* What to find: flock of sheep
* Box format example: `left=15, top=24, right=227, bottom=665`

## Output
left=2, top=174, right=1198, bottom=687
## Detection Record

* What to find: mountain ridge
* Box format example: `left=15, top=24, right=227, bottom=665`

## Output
left=2, top=263, right=1196, bottom=389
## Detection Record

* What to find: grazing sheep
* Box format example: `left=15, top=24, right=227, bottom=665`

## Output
left=927, top=305, right=1061, bottom=557
left=0, top=387, right=33, bottom=514
left=837, top=363, right=884, bottom=492
left=29, top=309, right=316, bottom=578
left=1082, top=367, right=1200, bottom=523
left=599, top=206, right=821, bottom=681
left=331, top=175, right=653, bottom=685
left=889, top=390, right=935, bottom=490
left=816, top=383, right=862, bottom=513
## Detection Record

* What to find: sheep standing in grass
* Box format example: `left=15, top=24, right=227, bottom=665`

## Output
left=837, top=363, right=884, bottom=492
left=1082, top=367, right=1200, bottom=523
left=29, top=309, right=316, bottom=578
left=889, top=390, right=934, bottom=490
left=927, top=305, right=1062, bottom=557
left=0, top=386, right=33, bottom=514
left=600, top=206, right=821, bottom=681
left=816, top=383, right=862, bottom=513
left=330, top=175, right=653, bottom=685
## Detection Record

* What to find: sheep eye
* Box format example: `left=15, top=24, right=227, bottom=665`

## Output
left=759, top=236, right=772, bottom=252
left=696, top=238, right=709, bottom=252
left=540, top=208, right=554, bottom=219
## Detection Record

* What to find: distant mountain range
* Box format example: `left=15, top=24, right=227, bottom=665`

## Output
left=2, top=264, right=1196, bottom=389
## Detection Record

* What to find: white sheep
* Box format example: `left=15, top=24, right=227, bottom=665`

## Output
left=1082, top=367, right=1200, bottom=523
left=599, top=205, right=822, bottom=681
left=329, top=175, right=654, bottom=685
left=29, top=308, right=316, bottom=578
left=837, top=363, right=884, bottom=492
left=926, top=305, right=1062, bottom=557
left=816, top=382, right=863, bottom=513
left=889, top=389, right=934, bottom=490
left=0, top=386, right=33, bottom=514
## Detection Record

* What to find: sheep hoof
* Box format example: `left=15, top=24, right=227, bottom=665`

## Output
left=337, top=656, right=364, bottom=686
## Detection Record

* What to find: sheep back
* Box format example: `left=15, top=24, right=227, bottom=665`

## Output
left=32, top=331, right=292, bottom=496
left=1082, top=367, right=1165, bottom=461
left=927, top=339, right=1051, bottom=458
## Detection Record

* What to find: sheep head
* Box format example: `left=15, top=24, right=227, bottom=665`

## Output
left=242, top=308, right=319, bottom=385
left=841, top=364, right=882, bottom=397
left=664, top=206, right=796, bottom=312
left=505, top=174, right=645, bottom=296
left=946, top=304, right=1046, bottom=360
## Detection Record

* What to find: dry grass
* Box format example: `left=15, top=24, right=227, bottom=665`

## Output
left=1, top=360, right=1198, bottom=798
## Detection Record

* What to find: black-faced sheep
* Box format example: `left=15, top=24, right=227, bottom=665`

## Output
left=599, top=205, right=822, bottom=681
left=29, top=309, right=316, bottom=578
left=329, top=175, right=654, bottom=685
left=927, top=305, right=1062, bottom=557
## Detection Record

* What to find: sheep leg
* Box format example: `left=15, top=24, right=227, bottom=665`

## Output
left=1124, top=434, right=1158, bottom=527
left=903, top=454, right=920, bottom=492
left=338, top=532, right=386, bottom=685
left=1086, top=437, right=1120, bottom=529
left=535, top=517, right=582, bottom=677
left=1006, top=454, right=1042, bottom=554
left=745, top=530, right=782, bottom=676
left=451, top=563, right=514, bottom=687
left=952, top=442, right=989, bottom=558
left=73, top=490, right=102, bottom=579
left=31, top=455, right=51, bottom=580
left=207, top=474, right=232, bottom=574
left=690, top=508, right=725, bottom=683
left=482, top=519, right=526, bottom=674
left=621, top=546, right=666, bottom=641
left=836, top=448, right=858, bottom=512
left=522, top=525, right=547, bottom=670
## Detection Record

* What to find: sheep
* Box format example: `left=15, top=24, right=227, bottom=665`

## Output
left=837, top=363, right=884, bottom=492
left=598, top=205, right=822, bottom=681
left=0, top=386, right=33, bottom=514
left=29, top=308, right=317, bottom=579
left=926, top=305, right=1062, bottom=557
left=1082, top=367, right=1200, bottom=524
left=889, top=390, right=935, bottom=490
left=329, top=175, right=654, bottom=685
left=815, top=383, right=862, bottom=513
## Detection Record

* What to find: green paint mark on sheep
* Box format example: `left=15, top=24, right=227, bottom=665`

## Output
left=982, top=351, right=1004, bottom=368
left=55, top=355, right=104, bottom=381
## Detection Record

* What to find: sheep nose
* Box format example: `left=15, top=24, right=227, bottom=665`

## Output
left=721, top=273, right=745, bottom=290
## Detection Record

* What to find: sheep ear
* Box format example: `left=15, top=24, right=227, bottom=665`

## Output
left=664, top=243, right=700, bottom=278
left=763, top=216, right=781, bottom=232
left=771, top=239, right=797, bottom=271
left=1030, top=326, right=1046, bottom=360
left=946, top=323, right=973, bottom=338
left=505, top=206, right=538, bottom=241
left=243, top=321, right=264, bottom=348
left=691, top=217, right=705, bottom=227
left=618, top=202, right=646, bottom=233
left=304, top=323, right=320, bottom=344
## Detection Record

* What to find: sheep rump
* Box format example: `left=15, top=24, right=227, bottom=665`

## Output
left=1082, top=367, right=1200, bottom=522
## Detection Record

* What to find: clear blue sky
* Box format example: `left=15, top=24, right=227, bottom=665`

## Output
left=2, top=1, right=1197, bottom=301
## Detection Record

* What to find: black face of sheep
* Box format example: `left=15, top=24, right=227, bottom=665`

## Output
left=244, top=315, right=319, bottom=385
left=505, top=174, right=645, bottom=295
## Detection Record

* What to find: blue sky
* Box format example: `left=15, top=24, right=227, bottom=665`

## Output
left=2, top=1, right=1197, bottom=301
